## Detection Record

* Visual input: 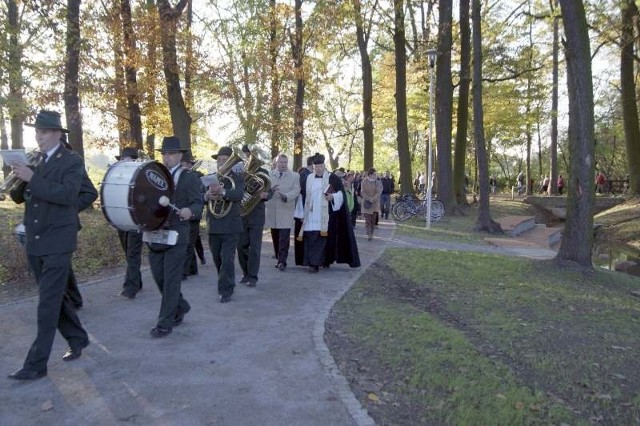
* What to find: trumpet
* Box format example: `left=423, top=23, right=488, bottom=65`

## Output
left=0, top=150, right=44, bottom=201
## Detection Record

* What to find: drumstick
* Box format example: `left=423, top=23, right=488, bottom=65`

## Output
left=158, top=195, right=181, bottom=214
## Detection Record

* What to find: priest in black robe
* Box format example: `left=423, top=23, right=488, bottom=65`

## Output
left=301, top=153, right=360, bottom=272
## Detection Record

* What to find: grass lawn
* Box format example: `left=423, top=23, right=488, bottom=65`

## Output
left=326, top=197, right=640, bottom=424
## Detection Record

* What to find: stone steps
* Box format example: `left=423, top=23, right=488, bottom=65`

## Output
left=486, top=215, right=563, bottom=249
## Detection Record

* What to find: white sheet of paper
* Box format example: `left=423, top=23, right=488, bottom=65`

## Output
left=201, top=173, right=220, bottom=187
left=0, top=149, right=29, bottom=166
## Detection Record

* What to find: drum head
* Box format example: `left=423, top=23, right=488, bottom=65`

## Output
left=101, top=160, right=174, bottom=232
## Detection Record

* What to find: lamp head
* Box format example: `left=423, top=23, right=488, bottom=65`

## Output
left=427, top=49, right=437, bottom=68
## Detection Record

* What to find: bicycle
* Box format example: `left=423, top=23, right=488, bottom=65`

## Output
left=391, top=194, right=444, bottom=222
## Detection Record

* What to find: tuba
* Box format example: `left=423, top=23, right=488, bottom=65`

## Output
left=240, top=148, right=272, bottom=217
left=207, top=150, right=243, bottom=218
left=0, top=150, right=44, bottom=201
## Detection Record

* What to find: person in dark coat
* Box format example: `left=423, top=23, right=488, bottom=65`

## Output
left=8, top=110, right=90, bottom=380
left=180, top=151, right=205, bottom=279
left=114, top=147, right=145, bottom=299
left=294, top=156, right=313, bottom=266
left=301, top=153, right=360, bottom=272
left=146, top=136, right=203, bottom=338
left=205, top=146, right=244, bottom=303
left=237, top=145, right=270, bottom=287
left=61, top=134, right=98, bottom=310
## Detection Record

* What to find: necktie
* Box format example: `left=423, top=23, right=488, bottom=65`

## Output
left=279, top=172, right=283, bottom=178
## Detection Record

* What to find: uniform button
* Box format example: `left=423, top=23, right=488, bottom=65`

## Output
left=35, top=235, right=40, bottom=240
left=34, top=219, right=38, bottom=224
left=34, top=204, right=38, bottom=207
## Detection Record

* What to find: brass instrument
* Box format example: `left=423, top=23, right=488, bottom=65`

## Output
left=0, top=150, right=44, bottom=201
left=240, top=148, right=272, bottom=217
left=207, top=151, right=243, bottom=218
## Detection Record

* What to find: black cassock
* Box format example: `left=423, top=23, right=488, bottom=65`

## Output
left=323, top=173, right=360, bottom=268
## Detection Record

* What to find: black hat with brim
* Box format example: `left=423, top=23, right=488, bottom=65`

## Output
left=157, top=136, right=187, bottom=153
left=116, top=147, right=140, bottom=161
left=26, top=110, right=69, bottom=133
left=212, top=146, right=233, bottom=159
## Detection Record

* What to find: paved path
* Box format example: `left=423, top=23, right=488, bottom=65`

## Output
left=0, top=219, right=554, bottom=426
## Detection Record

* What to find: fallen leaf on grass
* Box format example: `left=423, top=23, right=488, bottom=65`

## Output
left=496, top=394, right=506, bottom=400
left=41, top=400, right=54, bottom=411
left=515, top=401, right=525, bottom=410
left=367, top=393, right=380, bottom=403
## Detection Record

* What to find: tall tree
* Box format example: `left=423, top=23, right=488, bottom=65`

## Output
left=352, top=0, right=375, bottom=170
left=472, top=0, right=501, bottom=233
left=7, top=0, right=25, bottom=151
left=393, top=0, right=412, bottom=195
left=269, top=0, right=282, bottom=158
left=64, top=0, right=84, bottom=157
left=157, top=0, right=191, bottom=148
left=620, top=0, right=640, bottom=195
left=556, top=0, right=595, bottom=267
left=291, top=0, right=304, bottom=171
left=120, top=0, right=143, bottom=150
left=435, top=0, right=454, bottom=211
left=548, top=1, right=559, bottom=195
left=453, top=0, right=470, bottom=205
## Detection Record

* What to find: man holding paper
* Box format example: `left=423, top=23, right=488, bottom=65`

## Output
left=7, top=110, right=90, bottom=380
left=301, top=153, right=360, bottom=273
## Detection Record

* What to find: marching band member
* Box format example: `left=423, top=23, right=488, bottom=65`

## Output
left=8, top=110, right=90, bottom=380
left=147, top=136, right=203, bottom=338
left=205, top=147, right=244, bottom=303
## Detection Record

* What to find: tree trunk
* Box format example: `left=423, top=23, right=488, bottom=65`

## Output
left=112, top=1, right=129, bottom=147
left=7, top=0, right=25, bottom=151
left=144, top=0, right=157, bottom=157
left=292, top=0, right=304, bottom=171
left=472, top=0, right=501, bottom=233
left=435, top=0, right=454, bottom=210
left=64, top=0, right=84, bottom=158
left=269, top=0, right=282, bottom=158
left=621, top=0, right=640, bottom=195
left=548, top=2, right=559, bottom=195
left=556, top=0, right=595, bottom=268
left=394, top=0, right=412, bottom=196
left=121, top=0, right=143, bottom=150
left=453, top=0, right=470, bottom=205
left=157, top=0, right=191, bottom=149
left=353, top=0, right=375, bottom=171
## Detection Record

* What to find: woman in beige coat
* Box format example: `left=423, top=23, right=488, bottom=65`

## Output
left=360, top=168, right=382, bottom=240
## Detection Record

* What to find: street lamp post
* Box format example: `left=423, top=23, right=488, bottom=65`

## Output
left=426, top=48, right=437, bottom=229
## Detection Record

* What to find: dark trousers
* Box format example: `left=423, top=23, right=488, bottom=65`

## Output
left=294, top=218, right=304, bottom=265
left=148, top=237, right=190, bottom=330
left=195, top=234, right=205, bottom=264
left=183, top=220, right=201, bottom=276
left=380, top=193, right=391, bottom=219
left=24, top=252, right=88, bottom=372
left=66, top=267, right=83, bottom=308
left=237, top=221, right=264, bottom=281
left=303, top=231, right=327, bottom=267
left=209, top=233, right=239, bottom=297
left=271, top=228, right=291, bottom=265
left=118, top=230, right=143, bottom=296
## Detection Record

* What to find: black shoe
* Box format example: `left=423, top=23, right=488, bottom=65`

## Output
left=278, top=263, right=286, bottom=271
left=239, top=275, right=249, bottom=284
left=173, top=308, right=188, bottom=327
left=308, top=266, right=319, bottom=273
left=246, top=278, right=257, bottom=288
left=219, top=295, right=232, bottom=303
left=150, top=326, right=172, bottom=338
left=182, top=275, right=188, bottom=281
left=62, top=340, right=89, bottom=362
left=73, top=303, right=83, bottom=310
left=199, top=258, right=207, bottom=265
left=8, top=368, right=47, bottom=381
left=119, top=290, right=136, bottom=299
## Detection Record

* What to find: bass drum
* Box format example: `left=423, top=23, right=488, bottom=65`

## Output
left=100, top=160, right=174, bottom=232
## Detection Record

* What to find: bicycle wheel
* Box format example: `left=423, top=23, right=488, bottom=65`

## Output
left=430, top=200, right=444, bottom=221
left=392, top=201, right=413, bottom=221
